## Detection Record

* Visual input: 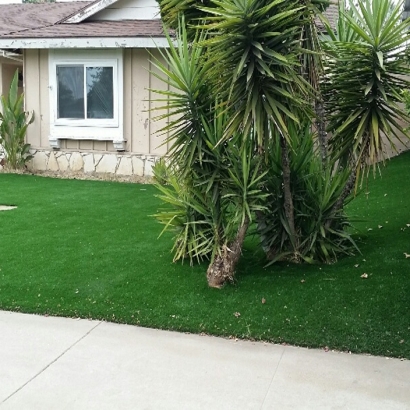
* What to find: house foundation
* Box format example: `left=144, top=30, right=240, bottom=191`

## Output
left=25, top=149, right=160, bottom=178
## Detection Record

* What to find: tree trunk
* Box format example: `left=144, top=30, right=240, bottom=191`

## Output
left=207, top=216, right=250, bottom=288
left=325, top=168, right=357, bottom=229
left=280, top=135, right=296, bottom=246
left=315, top=98, right=328, bottom=165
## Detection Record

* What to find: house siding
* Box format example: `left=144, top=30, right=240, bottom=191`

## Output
left=89, top=0, right=159, bottom=21
left=24, top=47, right=170, bottom=177
left=24, top=49, right=45, bottom=148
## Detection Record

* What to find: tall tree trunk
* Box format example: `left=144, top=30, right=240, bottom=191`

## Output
left=280, top=135, right=296, bottom=247
left=315, top=98, right=328, bottom=165
left=207, top=216, right=250, bottom=288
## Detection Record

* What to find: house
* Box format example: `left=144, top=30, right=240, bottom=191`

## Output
left=0, top=0, right=170, bottom=177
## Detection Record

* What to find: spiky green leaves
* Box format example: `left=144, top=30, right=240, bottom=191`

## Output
left=149, top=24, right=214, bottom=178
left=158, top=0, right=215, bottom=34
left=151, top=2, right=360, bottom=269
left=199, top=0, right=318, bottom=151
left=322, top=0, right=410, bottom=169
left=150, top=23, right=268, bottom=265
left=258, top=123, right=358, bottom=264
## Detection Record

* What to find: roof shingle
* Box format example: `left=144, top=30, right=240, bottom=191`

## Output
left=0, top=2, right=91, bottom=37
left=1, top=20, right=165, bottom=39
left=0, top=0, right=338, bottom=41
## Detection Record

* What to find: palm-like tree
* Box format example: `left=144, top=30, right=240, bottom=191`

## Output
left=152, top=0, right=410, bottom=287
left=320, top=0, right=410, bottom=224
left=151, top=22, right=269, bottom=287
left=153, top=0, right=328, bottom=286
left=322, top=0, right=410, bottom=172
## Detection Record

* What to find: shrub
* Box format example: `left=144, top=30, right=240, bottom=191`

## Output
left=0, top=70, right=34, bottom=169
left=257, top=123, right=359, bottom=264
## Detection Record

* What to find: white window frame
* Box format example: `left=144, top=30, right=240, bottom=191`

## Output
left=48, top=49, right=124, bottom=148
left=55, top=62, right=118, bottom=127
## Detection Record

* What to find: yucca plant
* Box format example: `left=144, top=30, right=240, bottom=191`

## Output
left=150, top=22, right=268, bottom=286
left=205, top=137, right=268, bottom=287
left=149, top=25, right=213, bottom=178
left=150, top=22, right=228, bottom=266
left=200, top=0, right=315, bottom=149
left=158, top=0, right=214, bottom=37
left=152, top=1, right=342, bottom=286
left=0, top=70, right=34, bottom=169
left=198, top=0, right=323, bottom=250
left=153, top=167, right=224, bottom=264
left=322, top=0, right=410, bottom=172
left=258, top=122, right=358, bottom=264
left=152, top=158, right=170, bottom=186
left=153, top=0, right=395, bottom=286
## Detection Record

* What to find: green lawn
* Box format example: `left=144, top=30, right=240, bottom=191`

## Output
left=0, top=152, right=409, bottom=358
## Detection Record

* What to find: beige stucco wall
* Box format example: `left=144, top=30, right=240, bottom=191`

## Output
left=123, top=47, right=170, bottom=156
left=0, top=58, right=23, bottom=100
left=24, top=48, right=170, bottom=157
left=2, top=64, right=22, bottom=96
left=24, top=49, right=51, bottom=150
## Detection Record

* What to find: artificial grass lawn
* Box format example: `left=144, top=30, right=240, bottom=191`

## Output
left=0, top=152, right=409, bottom=359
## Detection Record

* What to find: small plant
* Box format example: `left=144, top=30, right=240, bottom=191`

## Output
left=0, top=70, right=34, bottom=170
left=152, top=158, right=170, bottom=186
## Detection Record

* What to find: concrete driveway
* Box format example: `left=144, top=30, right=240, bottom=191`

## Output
left=0, top=310, right=409, bottom=409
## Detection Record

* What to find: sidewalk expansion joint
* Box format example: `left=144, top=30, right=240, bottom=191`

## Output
left=259, top=347, right=285, bottom=409
left=1, top=320, right=102, bottom=405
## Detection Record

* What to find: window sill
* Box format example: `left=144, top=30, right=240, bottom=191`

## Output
left=54, top=120, right=119, bottom=128
left=49, top=135, right=126, bottom=151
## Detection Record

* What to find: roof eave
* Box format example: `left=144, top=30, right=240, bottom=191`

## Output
left=0, top=36, right=169, bottom=49
left=61, top=0, right=118, bottom=24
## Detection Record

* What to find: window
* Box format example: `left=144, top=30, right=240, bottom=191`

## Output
left=49, top=50, right=124, bottom=149
left=50, top=51, right=121, bottom=129
left=57, top=65, right=114, bottom=120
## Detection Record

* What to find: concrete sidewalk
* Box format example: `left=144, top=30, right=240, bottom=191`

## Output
left=0, top=311, right=409, bottom=410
